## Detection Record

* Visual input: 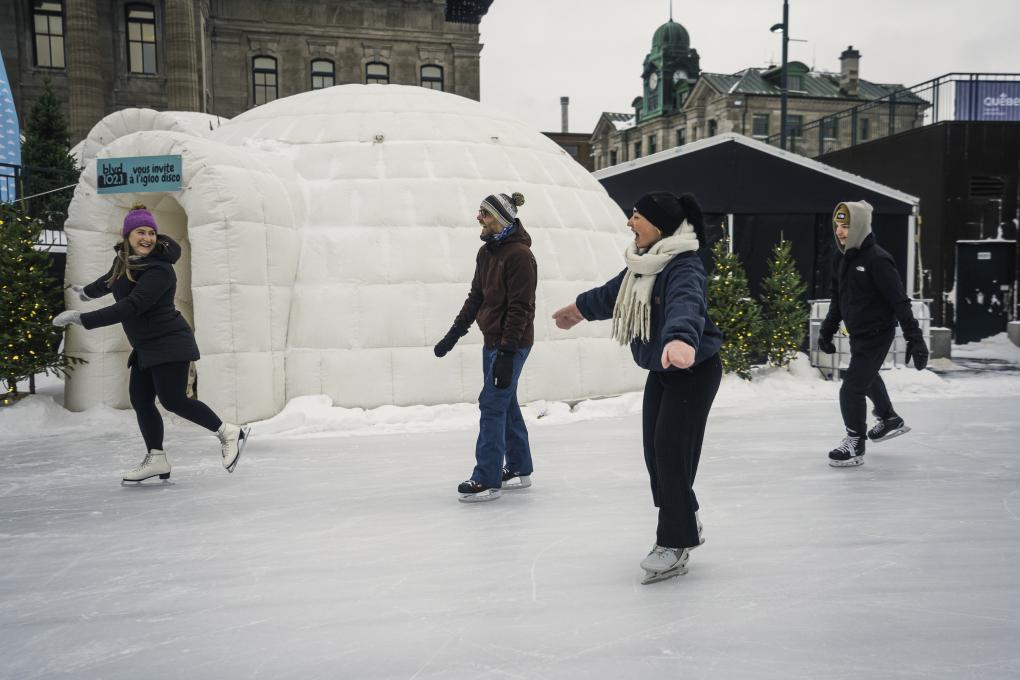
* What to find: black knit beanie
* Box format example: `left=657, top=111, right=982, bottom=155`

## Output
left=481, top=192, right=525, bottom=229
left=633, top=192, right=705, bottom=245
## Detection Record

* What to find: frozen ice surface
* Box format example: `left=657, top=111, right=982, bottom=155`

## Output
left=2, top=354, right=1020, bottom=679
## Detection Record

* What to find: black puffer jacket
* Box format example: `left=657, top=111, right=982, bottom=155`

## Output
left=81, top=235, right=200, bottom=369
left=819, top=201, right=921, bottom=341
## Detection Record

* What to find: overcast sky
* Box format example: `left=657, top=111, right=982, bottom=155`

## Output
left=478, top=0, right=1020, bottom=134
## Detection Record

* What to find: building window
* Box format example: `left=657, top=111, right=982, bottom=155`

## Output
left=420, top=65, right=443, bottom=91
left=860, top=117, right=870, bottom=141
left=752, top=114, right=770, bottom=138
left=311, top=59, right=334, bottom=90
left=708, top=119, right=718, bottom=137
left=787, top=75, right=803, bottom=91
left=609, top=149, right=618, bottom=165
left=633, top=141, right=642, bottom=159
left=126, top=4, right=157, bottom=74
left=32, top=1, right=65, bottom=69
left=253, top=56, right=278, bottom=105
left=366, top=62, right=389, bottom=85
left=822, top=117, right=838, bottom=139
left=675, top=128, right=686, bottom=146
left=647, top=134, right=657, bottom=155
left=785, top=114, right=803, bottom=138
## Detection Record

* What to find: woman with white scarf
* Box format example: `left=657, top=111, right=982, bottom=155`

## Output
left=552, top=192, right=723, bottom=584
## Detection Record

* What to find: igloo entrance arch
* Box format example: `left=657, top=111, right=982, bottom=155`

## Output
left=63, top=86, right=643, bottom=424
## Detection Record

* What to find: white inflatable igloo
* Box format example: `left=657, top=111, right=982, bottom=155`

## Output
left=63, top=85, right=643, bottom=424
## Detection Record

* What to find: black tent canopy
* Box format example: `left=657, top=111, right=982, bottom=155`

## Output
left=594, top=133, right=920, bottom=300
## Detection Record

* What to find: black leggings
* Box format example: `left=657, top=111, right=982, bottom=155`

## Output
left=641, top=354, right=723, bottom=549
left=129, top=361, right=222, bottom=452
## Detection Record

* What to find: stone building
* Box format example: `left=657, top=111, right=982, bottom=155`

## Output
left=0, top=0, right=493, bottom=144
left=591, top=18, right=927, bottom=169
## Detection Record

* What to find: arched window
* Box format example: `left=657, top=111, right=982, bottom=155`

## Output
left=311, top=59, right=335, bottom=90
left=32, top=1, right=65, bottom=69
left=253, top=56, right=278, bottom=105
left=126, top=4, right=157, bottom=74
left=420, top=65, right=443, bottom=91
left=365, top=62, right=389, bottom=85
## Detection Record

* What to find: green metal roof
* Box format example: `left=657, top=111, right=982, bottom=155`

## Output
left=652, top=19, right=690, bottom=49
left=698, top=66, right=926, bottom=104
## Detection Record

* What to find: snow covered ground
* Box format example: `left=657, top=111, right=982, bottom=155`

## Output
left=2, top=336, right=1020, bottom=679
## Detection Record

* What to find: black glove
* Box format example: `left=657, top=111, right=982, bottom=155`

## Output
left=492, top=347, right=516, bottom=389
left=433, top=327, right=464, bottom=358
left=817, top=334, right=836, bottom=355
left=905, top=336, right=929, bottom=371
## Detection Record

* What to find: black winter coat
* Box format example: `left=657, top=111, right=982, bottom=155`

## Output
left=819, top=233, right=921, bottom=341
left=81, top=235, right=200, bottom=370
left=576, top=250, right=723, bottom=372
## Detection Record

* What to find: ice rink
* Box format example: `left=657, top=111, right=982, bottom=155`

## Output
left=2, top=350, right=1020, bottom=679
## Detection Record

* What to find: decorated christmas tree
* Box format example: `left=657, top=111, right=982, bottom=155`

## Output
left=760, top=239, right=808, bottom=368
left=0, top=203, right=83, bottom=404
left=707, top=237, right=764, bottom=379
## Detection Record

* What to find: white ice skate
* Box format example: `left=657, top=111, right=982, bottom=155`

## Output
left=122, top=450, right=171, bottom=483
left=689, top=513, right=705, bottom=550
left=640, top=545, right=689, bottom=585
left=217, top=423, right=250, bottom=473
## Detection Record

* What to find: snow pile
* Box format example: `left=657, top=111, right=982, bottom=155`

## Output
left=953, top=332, right=1020, bottom=363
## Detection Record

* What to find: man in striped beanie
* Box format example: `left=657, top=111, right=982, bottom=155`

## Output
left=434, top=191, right=538, bottom=503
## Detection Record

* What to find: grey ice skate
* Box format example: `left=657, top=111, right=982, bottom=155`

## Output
left=640, top=545, right=689, bottom=585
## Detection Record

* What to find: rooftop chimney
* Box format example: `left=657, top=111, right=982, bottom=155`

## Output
left=839, top=46, right=861, bottom=97
left=560, top=96, right=569, bottom=133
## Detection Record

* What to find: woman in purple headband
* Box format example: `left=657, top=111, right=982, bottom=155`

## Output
left=53, top=204, right=250, bottom=483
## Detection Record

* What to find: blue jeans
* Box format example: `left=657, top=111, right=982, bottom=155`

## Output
left=472, top=346, right=532, bottom=488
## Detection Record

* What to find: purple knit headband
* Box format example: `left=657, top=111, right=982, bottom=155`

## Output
left=123, top=207, right=158, bottom=237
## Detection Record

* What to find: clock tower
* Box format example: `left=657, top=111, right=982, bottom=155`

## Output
left=641, top=18, right=701, bottom=122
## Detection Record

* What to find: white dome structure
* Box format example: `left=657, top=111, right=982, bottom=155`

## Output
left=63, top=85, right=642, bottom=424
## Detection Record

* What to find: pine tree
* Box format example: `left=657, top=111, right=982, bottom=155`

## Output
left=760, top=239, right=808, bottom=368
left=0, top=203, right=83, bottom=404
left=20, top=77, right=79, bottom=231
left=707, top=236, right=764, bottom=379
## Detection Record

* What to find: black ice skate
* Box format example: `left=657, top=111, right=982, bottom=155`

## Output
left=457, top=479, right=501, bottom=503
left=500, top=467, right=532, bottom=490
left=867, top=415, right=910, bottom=442
left=828, top=431, right=866, bottom=467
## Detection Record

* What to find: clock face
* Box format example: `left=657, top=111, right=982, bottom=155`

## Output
left=673, top=70, right=687, bottom=84
left=648, top=72, right=659, bottom=90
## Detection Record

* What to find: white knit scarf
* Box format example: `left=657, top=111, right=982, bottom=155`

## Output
left=611, top=221, right=700, bottom=345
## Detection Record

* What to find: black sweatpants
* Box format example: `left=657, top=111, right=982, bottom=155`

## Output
left=129, top=361, right=222, bottom=452
left=641, top=353, right=723, bottom=549
left=839, top=329, right=896, bottom=436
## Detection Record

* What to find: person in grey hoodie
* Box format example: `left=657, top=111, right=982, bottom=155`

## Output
left=818, top=200, right=928, bottom=467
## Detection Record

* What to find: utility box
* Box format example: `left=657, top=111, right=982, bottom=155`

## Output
left=929, top=327, right=952, bottom=359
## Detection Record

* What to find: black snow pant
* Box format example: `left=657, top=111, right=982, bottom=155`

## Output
left=129, top=361, right=222, bottom=452
left=641, top=353, right=722, bottom=550
left=839, top=328, right=896, bottom=437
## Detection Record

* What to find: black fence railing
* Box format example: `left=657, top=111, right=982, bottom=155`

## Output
left=765, top=73, right=1020, bottom=157
left=0, top=161, right=80, bottom=227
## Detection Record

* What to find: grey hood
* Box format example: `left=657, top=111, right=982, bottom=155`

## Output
left=833, top=200, right=873, bottom=253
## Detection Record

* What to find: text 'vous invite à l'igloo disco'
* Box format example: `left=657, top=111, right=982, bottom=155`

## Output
left=62, top=85, right=642, bottom=424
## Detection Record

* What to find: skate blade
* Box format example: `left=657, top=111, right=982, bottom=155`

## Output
left=871, top=426, right=910, bottom=443
left=829, top=456, right=865, bottom=467
left=121, top=476, right=173, bottom=486
left=501, top=476, right=532, bottom=490
left=226, top=426, right=251, bottom=473
left=458, top=489, right=501, bottom=503
left=641, top=566, right=688, bottom=584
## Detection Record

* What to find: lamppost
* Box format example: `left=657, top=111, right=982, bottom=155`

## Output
left=770, top=0, right=790, bottom=150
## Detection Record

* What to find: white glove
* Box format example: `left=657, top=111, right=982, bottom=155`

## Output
left=52, top=310, right=83, bottom=327
left=71, top=285, right=92, bottom=302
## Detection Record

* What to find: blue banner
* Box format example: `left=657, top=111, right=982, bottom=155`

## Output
left=0, top=50, right=21, bottom=203
left=97, top=154, right=183, bottom=194
left=955, top=81, right=1020, bottom=121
